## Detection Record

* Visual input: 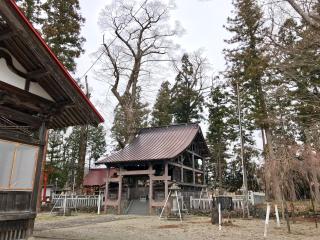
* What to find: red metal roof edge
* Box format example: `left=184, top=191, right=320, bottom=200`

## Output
left=8, top=0, right=104, bottom=123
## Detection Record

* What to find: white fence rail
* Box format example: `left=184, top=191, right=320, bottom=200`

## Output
left=190, top=191, right=265, bottom=211
left=52, top=194, right=103, bottom=209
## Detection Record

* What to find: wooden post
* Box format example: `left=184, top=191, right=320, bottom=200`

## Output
left=218, top=202, right=222, bottom=230
left=275, top=204, right=280, bottom=227
left=164, top=161, right=169, bottom=199
left=97, top=194, right=101, bottom=215
left=32, top=122, right=47, bottom=212
left=149, top=164, right=153, bottom=215
left=264, top=203, right=271, bottom=238
left=118, top=176, right=123, bottom=214
left=104, top=170, right=110, bottom=213
left=180, top=155, right=184, bottom=182
left=164, top=161, right=169, bottom=213
left=192, top=153, right=195, bottom=185
left=203, top=159, right=206, bottom=185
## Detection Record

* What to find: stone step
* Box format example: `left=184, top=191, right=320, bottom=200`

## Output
left=127, top=199, right=148, bottom=215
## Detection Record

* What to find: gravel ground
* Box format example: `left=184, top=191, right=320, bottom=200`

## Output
left=32, top=213, right=320, bottom=240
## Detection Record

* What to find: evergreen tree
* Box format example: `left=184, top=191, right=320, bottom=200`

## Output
left=64, top=126, right=82, bottom=189
left=224, top=0, right=268, bottom=131
left=87, top=124, right=107, bottom=166
left=16, top=0, right=41, bottom=24
left=206, top=83, right=235, bottom=190
left=111, top=87, right=149, bottom=149
left=171, top=54, right=204, bottom=123
left=224, top=0, right=273, bottom=196
left=64, top=124, right=106, bottom=189
left=46, top=129, right=65, bottom=186
left=41, top=0, right=85, bottom=72
left=152, top=81, right=172, bottom=126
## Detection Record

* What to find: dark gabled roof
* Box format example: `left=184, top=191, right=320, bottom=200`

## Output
left=0, top=0, right=104, bottom=128
left=97, top=123, right=209, bottom=164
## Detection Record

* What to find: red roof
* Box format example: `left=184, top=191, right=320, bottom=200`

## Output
left=7, top=0, right=104, bottom=124
left=97, top=123, right=209, bottom=164
left=83, top=168, right=117, bottom=187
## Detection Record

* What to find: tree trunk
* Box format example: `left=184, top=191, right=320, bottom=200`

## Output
left=265, top=127, right=282, bottom=202
left=77, top=125, right=88, bottom=190
left=311, top=170, right=320, bottom=203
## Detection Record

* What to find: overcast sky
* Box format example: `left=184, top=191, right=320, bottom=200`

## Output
left=75, top=0, right=233, bottom=148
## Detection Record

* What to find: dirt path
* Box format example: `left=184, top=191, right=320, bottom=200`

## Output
left=33, top=213, right=320, bottom=240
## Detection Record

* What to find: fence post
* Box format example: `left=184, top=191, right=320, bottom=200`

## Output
left=97, top=194, right=101, bottom=215
left=63, top=194, right=67, bottom=216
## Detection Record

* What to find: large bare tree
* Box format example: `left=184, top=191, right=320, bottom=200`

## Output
left=285, top=0, right=320, bottom=28
left=98, top=0, right=179, bottom=147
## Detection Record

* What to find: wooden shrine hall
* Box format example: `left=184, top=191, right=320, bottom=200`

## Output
left=0, top=0, right=104, bottom=239
left=97, top=123, right=210, bottom=215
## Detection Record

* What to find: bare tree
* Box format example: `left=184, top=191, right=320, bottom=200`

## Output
left=97, top=0, right=180, bottom=146
left=285, top=0, right=320, bottom=28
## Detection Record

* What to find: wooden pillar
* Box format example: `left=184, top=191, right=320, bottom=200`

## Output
left=164, top=161, right=169, bottom=200
left=117, top=176, right=123, bottom=214
left=164, top=161, right=170, bottom=214
left=181, top=157, right=184, bottom=182
left=32, top=122, right=47, bottom=212
left=104, top=169, right=110, bottom=213
left=203, top=159, right=206, bottom=185
left=192, top=153, right=196, bottom=185
left=149, top=164, right=153, bottom=215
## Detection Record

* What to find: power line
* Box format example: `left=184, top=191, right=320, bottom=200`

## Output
left=79, top=0, right=148, bottom=80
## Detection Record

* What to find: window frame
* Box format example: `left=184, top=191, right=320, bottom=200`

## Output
left=0, top=139, right=39, bottom=191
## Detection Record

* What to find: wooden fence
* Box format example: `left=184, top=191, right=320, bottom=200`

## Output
left=190, top=191, right=265, bottom=211
left=51, top=194, right=103, bottom=209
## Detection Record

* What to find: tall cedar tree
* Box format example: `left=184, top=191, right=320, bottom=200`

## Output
left=64, top=125, right=106, bottom=189
left=87, top=125, right=107, bottom=166
left=171, top=54, right=204, bottom=123
left=41, top=0, right=85, bottom=72
left=152, top=81, right=172, bottom=126
left=206, top=83, right=260, bottom=192
left=111, top=87, right=149, bottom=149
left=16, top=0, right=41, bottom=23
left=46, top=129, right=66, bottom=187
left=17, top=0, right=85, bottom=72
left=206, top=84, right=233, bottom=190
left=224, top=0, right=268, bottom=194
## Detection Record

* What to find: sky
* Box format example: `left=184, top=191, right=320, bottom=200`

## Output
left=75, top=0, right=234, bottom=149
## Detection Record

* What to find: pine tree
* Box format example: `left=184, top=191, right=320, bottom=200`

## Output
left=41, top=0, right=85, bottom=72
left=111, top=87, right=149, bottom=149
left=171, top=54, right=204, bottom=123
left=152, top=81, right=172, bottom=126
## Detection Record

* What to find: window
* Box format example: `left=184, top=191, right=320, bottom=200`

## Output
left=0, top=139, right=38, bottom=191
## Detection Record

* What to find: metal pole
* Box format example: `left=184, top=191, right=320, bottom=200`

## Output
left=236, top=81, right=250, bottom=218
